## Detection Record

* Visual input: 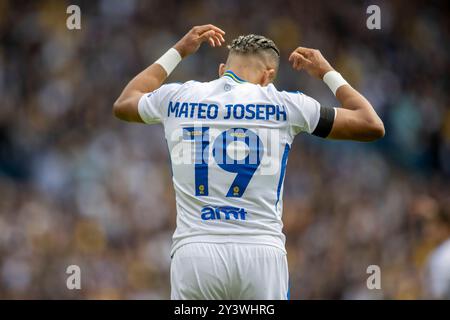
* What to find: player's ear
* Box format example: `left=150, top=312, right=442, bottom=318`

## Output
left=266, top=68, right=276, bottom=83
left=261, top=68, right=276, bottom=86
left=218, top=63, right=226, bottom=77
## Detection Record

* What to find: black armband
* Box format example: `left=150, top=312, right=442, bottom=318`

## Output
left=312, top=107, right=335, bottom=138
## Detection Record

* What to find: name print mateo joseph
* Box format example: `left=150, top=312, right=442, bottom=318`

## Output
left=167, top=100, right=287, bottom=121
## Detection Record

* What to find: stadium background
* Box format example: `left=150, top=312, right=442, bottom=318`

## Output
left=0, top=0, right=449, bottom=299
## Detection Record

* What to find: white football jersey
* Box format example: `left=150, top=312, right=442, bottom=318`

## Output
left=138, top=70, right=329, bottom=256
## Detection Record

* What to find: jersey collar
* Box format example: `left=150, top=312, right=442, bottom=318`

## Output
left=222, top=70, right=247, bottom=84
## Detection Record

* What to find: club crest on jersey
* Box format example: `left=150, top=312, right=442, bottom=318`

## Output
left=201, top=205, right=247, bottom=221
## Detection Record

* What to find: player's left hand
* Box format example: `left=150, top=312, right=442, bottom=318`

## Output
left=173, top=24, right=226, bottom=58
left=288, top=46, right=334, bottom=79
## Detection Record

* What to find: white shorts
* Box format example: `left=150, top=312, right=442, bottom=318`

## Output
left=170, top=242, right=289, bottom=300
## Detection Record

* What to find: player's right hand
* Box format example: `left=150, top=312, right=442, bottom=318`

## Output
left=289, top=47, right=334, bottom=80
left=173, top=24, right=225, bottom=58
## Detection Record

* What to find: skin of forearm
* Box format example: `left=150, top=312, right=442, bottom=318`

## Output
left=330, top=85, right=385, bottom=141
left=336, top=85, right=370, bottom=110
left=113, top=64, right=167, bottom=122
left=336, top=85, right=382, bottom=122
left=116, top=64, right=167, bottom=104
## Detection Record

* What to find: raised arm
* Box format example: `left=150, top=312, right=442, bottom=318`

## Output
left=113, top=24, right=225, bottom=122
left=289, top=47, right=385, bottom=141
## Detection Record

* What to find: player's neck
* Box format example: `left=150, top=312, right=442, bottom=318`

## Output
left=225, top=67, right=263, bottom=85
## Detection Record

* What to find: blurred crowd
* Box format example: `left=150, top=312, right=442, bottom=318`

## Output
left=0, top=0, right=449, bottom=299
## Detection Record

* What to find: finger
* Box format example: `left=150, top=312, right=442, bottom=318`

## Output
left=292, top=52, right=311, bottom=68
left=291, top=57, right=298, bottom=69
left=289, top=51, right=305, bottom=62
left=210, top=35, right=220, bottom=46
left=195, top=24, right=225, bottom=35
left=297, top=53, right=312, bottom=67
left=294, top=46, right=314, bottom=57
left=199, top=30, right=216, bottom=42
left=209, top=24, right=226, bottom=35
left=290, top=53, right=301, bottom=67
left=199, top=30, right=223, bottom=47
left=218, top=33, right=225, bottom=43
left=294, top=57, right=304, bottom=71
left=213, top=35, right=222, bottom=46
left=288, top=52, right=296, bottom=62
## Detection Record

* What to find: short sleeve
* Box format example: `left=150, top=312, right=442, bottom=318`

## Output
left=138, top=83, right=182, bottom=124
left=280, top=91, right=321, bottom=135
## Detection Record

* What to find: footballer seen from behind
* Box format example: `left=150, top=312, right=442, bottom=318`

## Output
left=113, top=24, right=385, bottom=300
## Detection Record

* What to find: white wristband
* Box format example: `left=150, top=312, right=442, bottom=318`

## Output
left=323, top=71, right=349, bottom=96
left=155, top=48, right=182, bottom=76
